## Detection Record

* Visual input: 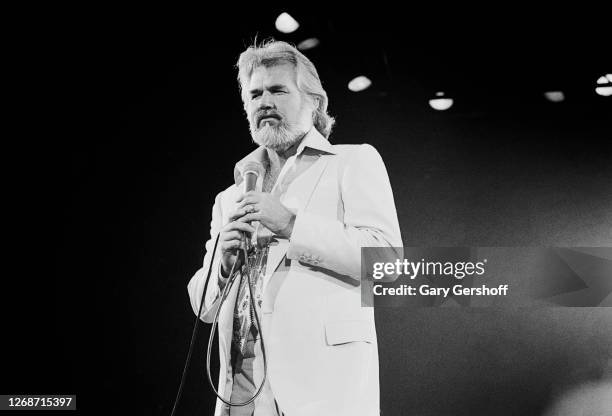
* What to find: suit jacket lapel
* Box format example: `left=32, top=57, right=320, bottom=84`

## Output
left=263, top=152, right=332, bottom=293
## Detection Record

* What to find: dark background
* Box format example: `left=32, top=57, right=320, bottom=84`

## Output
left=3, top=5, right=611, bottom=416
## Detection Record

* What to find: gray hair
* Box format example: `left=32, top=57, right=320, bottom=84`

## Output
left=236, top=39, right=335, bottom=139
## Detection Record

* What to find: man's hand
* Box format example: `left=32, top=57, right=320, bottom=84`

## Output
left=219, top=213, right=255, bottom=277
left=236, top=191, right=296, bottom=239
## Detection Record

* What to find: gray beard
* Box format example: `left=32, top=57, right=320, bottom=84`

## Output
left=250, top=121, right=304, bottom=152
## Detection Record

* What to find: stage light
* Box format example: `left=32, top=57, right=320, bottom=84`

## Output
left=298, top=38, right=320, bottom=51
left=595, top=74, right=612, bottom=97
left=275, top=12, right=299, bottom=33
left=428, top=92, right=453, bottom=111
left=544, top=91, right=565, bottom=102
left=348, top=76, right=372, bottom=92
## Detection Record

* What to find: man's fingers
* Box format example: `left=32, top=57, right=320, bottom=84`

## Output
left=222, top=220, right=255, bottom=234
left=229, top=208, right=249, bottom=222
left=220, top=230, right=243, bottom=242
left=229, top=202, right=259, bottom=221
left=221, top=240, right=244, bottom=252
left=236, top=213, right=259, bottom=224
left=236, top=190, right=257, bottom=203
left=237, top=194, right=259, bottom=209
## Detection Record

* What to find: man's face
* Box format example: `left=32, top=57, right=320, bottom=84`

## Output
left=246, top=63, right=315, bottom=151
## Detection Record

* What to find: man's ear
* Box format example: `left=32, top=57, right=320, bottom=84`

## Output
left=313, top=95, right=321, bottom=109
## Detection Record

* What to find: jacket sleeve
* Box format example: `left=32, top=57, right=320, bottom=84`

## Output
left=187, top=191, right=228, bottom=323
left=286, top=144, right=403, bottom=280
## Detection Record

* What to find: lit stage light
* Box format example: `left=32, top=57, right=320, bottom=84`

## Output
left=544, top=91, right=565, bottom=102
left=297, top=38, right=320, bottom=51
left=595, top=74, right=612, bottom=97
left=428, top=92, right=454, bottom=111
left=348, top=76, right=372, bottom=92
left=275, top=12, right=299, bottom=34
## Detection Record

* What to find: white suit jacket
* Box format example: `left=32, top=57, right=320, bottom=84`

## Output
left=187, top=128, right=402, bottom=416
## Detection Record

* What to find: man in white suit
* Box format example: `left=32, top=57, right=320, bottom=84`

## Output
left=188, top=40, right=402, bottom=416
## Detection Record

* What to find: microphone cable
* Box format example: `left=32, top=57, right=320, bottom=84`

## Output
left=170, top=232, right=268, bottom=415
left=206, top=237, right=268, bottom=407
left=169, top=232, right=220, bottom=416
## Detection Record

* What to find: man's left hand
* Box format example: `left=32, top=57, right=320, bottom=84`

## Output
left=235, top=191, right=296, bottom=238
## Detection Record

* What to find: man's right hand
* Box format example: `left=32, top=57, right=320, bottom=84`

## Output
left=219, top=208, right=256, bottom=277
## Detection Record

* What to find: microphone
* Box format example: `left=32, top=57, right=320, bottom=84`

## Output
left=241, top=161, right=264, bottom=193
left=240, top=161, right=264, bottom=253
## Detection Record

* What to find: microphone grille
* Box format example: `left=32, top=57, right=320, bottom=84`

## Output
left=242, top=161, right=264, bottom=178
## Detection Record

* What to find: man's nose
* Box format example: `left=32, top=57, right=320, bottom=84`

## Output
left=259, top=91, right=276, bottom=109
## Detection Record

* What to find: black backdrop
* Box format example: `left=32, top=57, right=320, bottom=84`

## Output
left=3, top=5, right=611, bottom=416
